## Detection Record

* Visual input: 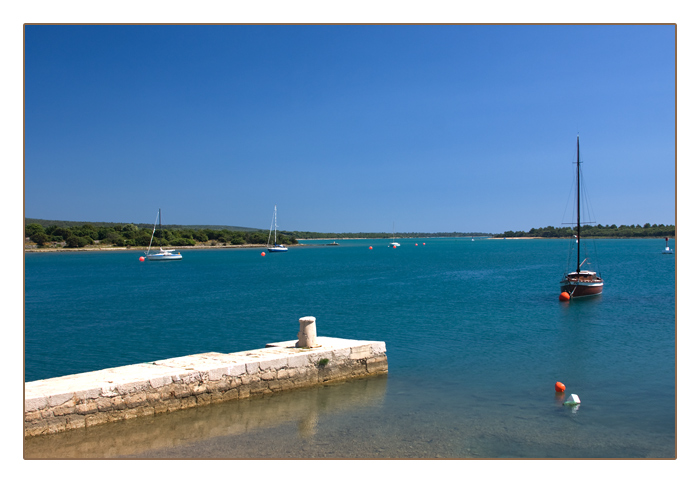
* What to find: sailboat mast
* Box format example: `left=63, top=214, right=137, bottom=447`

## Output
left=576, top=136, right=581, bottom=273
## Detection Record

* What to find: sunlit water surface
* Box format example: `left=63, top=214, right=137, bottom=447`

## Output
left=24, top=238, right=676, bottom=458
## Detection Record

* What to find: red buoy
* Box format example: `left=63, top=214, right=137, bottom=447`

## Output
left=559, top=292, right=570, bottom=302
left=139, top=256, right=145, bottom=262
left=555, top=381, right=566, bottom=392
left=415, top=243, right=418, bottom=246
left=369, top=246, right=373, bottom=250
left=423, top=242, right=426, bottom=245
left=261, top=252, right=266, bottom=257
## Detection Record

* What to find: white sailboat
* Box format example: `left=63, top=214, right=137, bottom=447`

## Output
left=389, top=222, right=400, bottom=248
left=145, top=209, right=182, bottom=261
left=267, top=205, right=288, bottom=252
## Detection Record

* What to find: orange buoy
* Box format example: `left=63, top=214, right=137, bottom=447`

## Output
left=261, top=252, right=266, bottom=257
left=559, top=292, right=570, bottom=302
left=555, top=381, right=566, bottom=392
left=369, top=246, right=373, bottom=250
left=139, top=256, right=145, bottom=262
left=393, top=245, right=396, bottom=249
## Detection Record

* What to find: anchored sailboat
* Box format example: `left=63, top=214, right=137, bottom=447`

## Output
left=389, top=222, right=400, bottom=248
left=145, top=209, right=182, bottom=261
left=267, top=205, right=288, bottom=252
left=559, top=136, right=603, bottom=298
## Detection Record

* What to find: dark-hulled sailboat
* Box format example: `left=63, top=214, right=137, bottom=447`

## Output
left=559, top=136, right=603, bottom=298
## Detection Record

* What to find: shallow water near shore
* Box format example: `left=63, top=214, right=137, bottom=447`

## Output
left=24, top=238, right=676, bottom=458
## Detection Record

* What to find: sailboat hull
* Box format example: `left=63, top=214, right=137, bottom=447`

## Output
left=146, top=252, right=182, bottom=261
left=267, top=246, right=288, bottom=252
left=560, top=271, right=603, bottom=297
left=560, top=281, right=603, bottom=297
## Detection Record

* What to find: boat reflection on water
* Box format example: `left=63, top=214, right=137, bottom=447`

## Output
left=24, top=375, right=387, bottom=459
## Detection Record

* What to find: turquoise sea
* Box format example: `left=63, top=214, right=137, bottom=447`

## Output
left=24, top=238, right=676, bottom=458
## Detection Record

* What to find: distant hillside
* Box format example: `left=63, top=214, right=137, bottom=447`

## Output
left=25, top=218, right=263, bottom=232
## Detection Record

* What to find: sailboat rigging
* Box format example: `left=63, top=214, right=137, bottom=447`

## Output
left=559, top=136, right=603, bottom=298
left=267, top=205, right=288, bottom=252
left=145, top=209, right=182, bottom=261
left=389, top=222, right=400, bottom=248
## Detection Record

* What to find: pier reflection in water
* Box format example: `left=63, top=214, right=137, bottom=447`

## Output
left=24, top=375, right=387, bottom=459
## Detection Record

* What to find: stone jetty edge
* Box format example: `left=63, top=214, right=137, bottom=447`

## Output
left=24, top=336, right=388, bottom=437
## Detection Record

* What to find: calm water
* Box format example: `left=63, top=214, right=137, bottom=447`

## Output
left=24, top=238, right=676, bottom=458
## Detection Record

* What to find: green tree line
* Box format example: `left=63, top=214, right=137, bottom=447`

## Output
left=290, top=231, right=492, bottom=239
left=495, top=223, right=675, bottom=238
left=25, top=223, right=297, bottom=249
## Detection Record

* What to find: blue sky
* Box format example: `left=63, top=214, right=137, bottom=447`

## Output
left=23, top=24, right=675, bottom=233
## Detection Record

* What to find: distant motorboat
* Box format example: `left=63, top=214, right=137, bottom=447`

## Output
left=145, top=209, right=182, bottom=261
left=662, top=237, right=674, bottom=254
left=267, top=205, right=288, bottom=252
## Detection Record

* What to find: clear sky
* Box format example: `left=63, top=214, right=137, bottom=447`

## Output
left=23, top=24, right=675, bottom=234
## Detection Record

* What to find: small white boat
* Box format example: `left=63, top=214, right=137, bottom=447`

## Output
left=662, top=237, right=674, bottom=254
left=145, top=209, right=182, bottom=261
left=267, top=205, right=288, bottom=253
left=146, top=247, right=183, bottom=261
left=389, top=222, right=400, bottom=248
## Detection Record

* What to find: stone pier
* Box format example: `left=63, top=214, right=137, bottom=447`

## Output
left=24, top=336, right=388, bottom=437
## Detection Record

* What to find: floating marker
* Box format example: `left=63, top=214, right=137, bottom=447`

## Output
left=415, top=243, right=418, bottom=246
left=555, top=381, right=566, bottom=392
left=559, top=292, right=570, bottom=302
left=139, top=256, right=145, bottom=262
left=564, top=394, right=581, bottom=406
left=261, top=252, right=266, bottom=257
left=369, top=246, right=373, bottom=250
left=423, top=242, right=426, bottom=245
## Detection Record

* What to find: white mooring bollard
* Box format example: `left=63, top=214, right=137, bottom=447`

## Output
left=296, top=316, right=320, bottom=348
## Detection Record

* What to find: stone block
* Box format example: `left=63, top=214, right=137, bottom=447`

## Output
left=245, top=361, right=260, bottom=375
left=260, top=357, right=286, bottom=372
left=48, top=392, right=73, bottom=407
left=52, top=399, right=76, bottom=416
left=124, top=392, right=147, bottom=408
left=76, top=400, right=98, bottom=415
left=111, top=396, right=126, bottom=411
left=208, top=367, right=227, bottom=381
left=287, top=353, right=309, bottom=368
left=229, top=363, right=247, bottom=377
left=350, top=345, right=372, bottom=360
left=101, top=385, right=119, bottom=397
left=96, top=397, right=113, bottom=412
left=260, top=371, right=277, bottom=381
left=24, top=419, right=49, bottom=437
left=171, top=383, right=192, bottom=399
left=24, top=410, right=43, bottom=422
left=65, top=414, right=85, bottom=431
left=150, top=375, right=172, bottom=388
left=117, top=380, right=150, bottom=395
left=240, top=374, right=260, bottom=386
left=25, top=396, right=48, bottom=412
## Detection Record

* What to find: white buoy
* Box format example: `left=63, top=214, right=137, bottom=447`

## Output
left=563, top=394, right=581, bottom=406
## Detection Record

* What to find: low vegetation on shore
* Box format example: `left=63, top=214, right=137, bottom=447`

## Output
left=494, top=223, right=675, bottom=239
left=24, top=222, right=296, bottom=250
left=24, top=218, right=675, bottom=250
